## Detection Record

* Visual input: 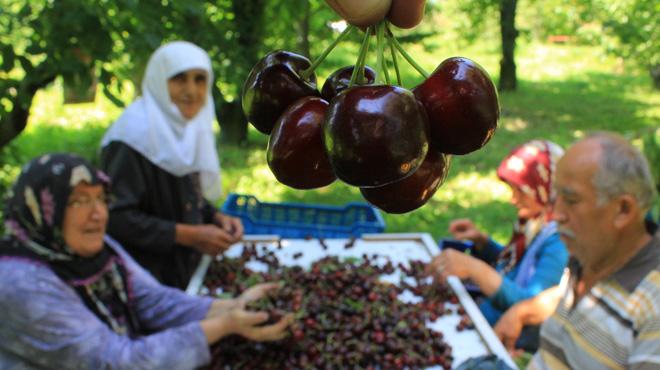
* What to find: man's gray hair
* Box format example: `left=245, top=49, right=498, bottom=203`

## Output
left=587, top=132, right=656, bottom=211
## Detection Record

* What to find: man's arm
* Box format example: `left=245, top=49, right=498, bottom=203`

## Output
left=494, top=285, right=563, bottom=351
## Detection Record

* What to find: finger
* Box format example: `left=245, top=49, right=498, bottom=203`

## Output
left=424, top=255, right=442, bottom=275
left=230, top=218, right=244, bottom=238
left=256, top=314, right=294, bottom=341
left=262, top=281, right=283, bottom=293
left=495, top=328, right=504, bottom=342
left=247, top=282, right=281, bottom=299
left=430, top=266, right=445, bottom=284
left=425, top=261, right=442, bottom=277
left=438, top=270, right=452, bottom=284
left=504, top=336, right=516, bottom=352
left=423, top=261, right=435, bottom=275
left=220, top=216, right=235, bottom=233
left=209, top=230, right=237, bottom=252
left=448, top=218, right=469, bottom=232
left=239, top=310, right=269, bottom=326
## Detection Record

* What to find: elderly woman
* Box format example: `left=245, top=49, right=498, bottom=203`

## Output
left=100, top=41, right=242, bottom=289
left=0, top=154, right=292, bottom=369
left=427, top=140, right=569, bottom=346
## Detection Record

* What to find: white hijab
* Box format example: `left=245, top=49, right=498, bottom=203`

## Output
left=101, top=41, right=222, bottom=201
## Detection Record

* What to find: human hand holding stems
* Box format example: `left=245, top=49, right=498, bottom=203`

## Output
left=324, top=0, right=427, bottom=29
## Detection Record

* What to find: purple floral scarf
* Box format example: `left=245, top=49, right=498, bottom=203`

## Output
left=1, top=153, right=140, bottom=336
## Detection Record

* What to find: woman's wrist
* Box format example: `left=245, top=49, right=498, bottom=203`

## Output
left=175, top=223, right=195, bottom=246
left=206, top=298, right=238, bottom=318
left=469, top=258, right=502, bottom=296
left=201, top=314, right=232, bottom=344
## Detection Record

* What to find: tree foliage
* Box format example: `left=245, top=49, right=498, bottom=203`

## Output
left=522, top=0, right=658, bottom=89
left=597, top=0, right=659, bottom=89
left=0, top=0, right=345, bottom=148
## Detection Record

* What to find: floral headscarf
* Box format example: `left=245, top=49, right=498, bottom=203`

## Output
left=1, top=153, right=140, bottom=336
left=497, top=140, right=564, bottom=209
left=495, top=140, right=564, bottom=274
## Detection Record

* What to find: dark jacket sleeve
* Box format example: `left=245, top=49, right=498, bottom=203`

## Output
left=101, top=142, right=177, bottom=255
left=201, top=199, right=217, bottom=224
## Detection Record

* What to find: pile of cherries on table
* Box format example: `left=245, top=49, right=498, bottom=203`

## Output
left=241, top=0, right=500, bottom=214
left=202, top=240, right=475, bottom=370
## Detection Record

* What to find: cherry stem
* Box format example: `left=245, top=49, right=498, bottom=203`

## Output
left=301, top=25, right=354, bottom=80
left=349, top=26, right=372, bottom=87
left=389, top=36, right=402, bottom=86
left=376, top=22, right=390, bottom=85
left=387, top=24, right=429, bottom=79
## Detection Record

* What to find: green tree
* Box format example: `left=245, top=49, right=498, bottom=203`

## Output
left=598, top=0, right=659, bottom=89
left=521, top=0, right=659, bottom=89
left=0, top=0, right=349, bottom=148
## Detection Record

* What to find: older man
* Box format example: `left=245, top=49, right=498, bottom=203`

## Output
left=494, top=132, right=659, bottom=369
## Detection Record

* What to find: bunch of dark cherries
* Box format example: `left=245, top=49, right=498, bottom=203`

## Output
left=241, top=0, right=499, bottom=214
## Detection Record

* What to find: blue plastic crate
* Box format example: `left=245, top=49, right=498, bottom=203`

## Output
left=221, top=193, right=385, bottom=238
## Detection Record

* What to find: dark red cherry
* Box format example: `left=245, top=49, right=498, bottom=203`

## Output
left=413, top=57, right=499, bottom=155
left=324, top=85, right=429, bottom=187
left=242, top=50, right=320, bottom=134
left=321, top=65, right=376, bottom=101
left=267, top=97, right=335, bottom=189
left=361, top=149, right=450, bottom=213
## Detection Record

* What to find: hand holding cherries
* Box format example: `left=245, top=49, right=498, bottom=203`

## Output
left=241, top=4, right=499, bottom=214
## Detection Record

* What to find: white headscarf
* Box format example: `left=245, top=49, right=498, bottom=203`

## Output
left=101, top=41, right=222, bottom=201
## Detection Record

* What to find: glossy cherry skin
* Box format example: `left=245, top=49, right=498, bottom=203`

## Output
left=267, top=97, right=336, bottom=189
left=387, top=0, right=426, bottom=29
left=321, top=65, right=376, bottom=102
left=360, top=149, right=449, bottom=213
left=324, top=85, right=429, bottom=187
left=413, top=57, right=499, bottom=155
left=242, top=50, right=320, bottom=134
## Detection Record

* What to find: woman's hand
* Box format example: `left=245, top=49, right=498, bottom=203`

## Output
left=226, top=309, right=294, bottom=342
left=203, top=283, right=292, bottom=343
left=201, top=307, right=293, bottom=344
left=206, top=298, right=240, bottom=318
left=176, top=223, right=239, bottom=255
left=425, top=249, right=503, bottom=296
left=236, top=282, right=282, bottom=308
left=448, top=218, right=488, bottom=248
left=214, top=212, right=244, bottom=240
left=425, top=249, right=478, bottom=282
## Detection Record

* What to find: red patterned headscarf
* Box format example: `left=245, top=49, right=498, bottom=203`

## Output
left=497, top=140, right=564, bottom=208
left=496, top=140, right=564, bottom=274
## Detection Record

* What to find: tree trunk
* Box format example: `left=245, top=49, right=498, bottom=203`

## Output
left=217, top=0, right=268, bottom=145
left=218, top=99, right=248, bottom=146
left=0, top=68, right=56, bottom=148
left=297, top=0, right=311, bottom=58
left=0, top=101, right=31, bottom=149
left=650, top=64, right=660, bottom=90
left=499, top=0, right=518, bottom=91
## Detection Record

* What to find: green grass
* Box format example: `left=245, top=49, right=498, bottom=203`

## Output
left=2, top=42, right=659, bottom=242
